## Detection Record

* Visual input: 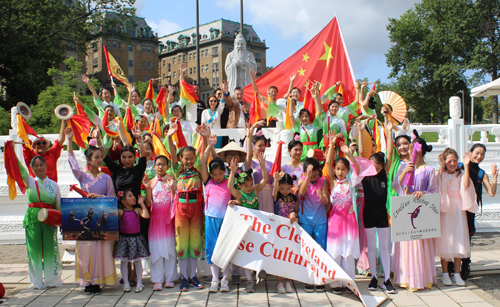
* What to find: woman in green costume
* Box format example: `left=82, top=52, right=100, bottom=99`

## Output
left=22, top=156, right=63, bottom=289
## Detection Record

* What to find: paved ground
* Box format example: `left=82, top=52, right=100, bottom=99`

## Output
left=1, top=233, right=500, bottom=306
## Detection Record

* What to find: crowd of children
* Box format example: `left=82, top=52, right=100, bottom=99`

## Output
left=9, top=67, right=497, bottom=298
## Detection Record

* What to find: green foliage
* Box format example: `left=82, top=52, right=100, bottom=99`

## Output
left=385, top=0, right=475, bottom=124
left=0, top=0, right=136, bottom=110
left=0, top=107, right=11, bottom=135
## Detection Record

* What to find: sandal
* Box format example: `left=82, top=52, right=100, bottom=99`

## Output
left=135, top=284, right=144, bottom=293
left=123, top=284, right=131, bottom=292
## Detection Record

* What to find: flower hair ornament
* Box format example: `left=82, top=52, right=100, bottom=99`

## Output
left=117, top=191, right=124, bottom=202
left=279, top=171, right=286, bottom=178
left=294, top=134, right=300, bottom=141
left=256, top=130, right=264, bottom=137
left=88, top=139, right=97, bottom=147
left=236, top=172, right=247, bottom=183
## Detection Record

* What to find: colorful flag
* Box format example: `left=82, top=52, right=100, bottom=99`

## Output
left=102, top=112, right=132, bottom=144
left=152, top=134, right=170, bottom=159
left=156, top=86, right=167, bottom=118
left=243, top=17, right=356, bottom=107
left=171, top=120, right=188, bottom=148
left=4, top=141, right=28, bottom=200
left=249, top=92, right=260, bottom=125
left=302, top=81, right=316, bottom=123
left=68, top=115, right=92, bottom=149
left=179, top=79, right=198, bottom=106
left=123, top=107, right=134, bottom=131
left=149, top=115, right=162, bottom=138
left=16, top=114, right=38, bottom=150
left=372, top=82, right=377, bottom=91
left=144, top=79, right=158, bottom=107
left=284, top=98, right=293, bottom=130
left=103, top=45, right=131, bottom=88
left=270, top=141, right=285, bottom=176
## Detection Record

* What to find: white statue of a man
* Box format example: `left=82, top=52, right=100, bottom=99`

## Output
left=225, top=34, right=257, bottom=97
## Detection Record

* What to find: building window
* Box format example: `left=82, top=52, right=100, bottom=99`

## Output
left=163, top=74, right=166, bottom=80
left=193, top=53, right=196, bottom=60
left=107, top=41, right=111, bottom=48
left=173, top=57, right=176, bottom=65
left=255, top=52, right=261, bottom=62
left=212, top=63, right=219, bottom=72
left=143, top=77, right=146, bottom=82
left=128, top=75, right=133, bottom=83
left=179, top=55, right=182, bottom=62
left=201, top=50, right=204, bottom=58
left=173, top=72, right=177, bottom=79
left=93, top=57, right=98, bottom=68
left=202, top=79, right=205, bottom=86
left=183, top=54, right=186, bottom=62
left=168, top=63, right=171, bottom=72
left=193, top=67, right=196, bottom=74
left=257, top=66, right=262, bottom=76
left=147, top=62, right=152, bottom=69
left=212, top=47, right=218, bottom=57
left=163, top=60, right=165, bottom=67
left=147, top=47, right=151, bottom=54
left=129, top=60, right=133, bottom=67
left=189, top=53, right=192, bottom=61
left=205, top=49, right=209, bottom=56
left=142, top=46, right=146, bottom=53
left=129, top=45, right=133, bottom=52
left=189, top=68, right=192, bottom=75
left=142, top=61, right=146, bottom=69
left=145, top=30, right=150, bottom=38
left=112, top=41, right=117, bottom=49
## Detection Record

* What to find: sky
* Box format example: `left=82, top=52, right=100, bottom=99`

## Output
left=136, top=0, right=419, bottom=84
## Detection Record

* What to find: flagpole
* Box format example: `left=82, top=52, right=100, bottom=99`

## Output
left=196, top=0, right=200, bottom=86
left=240, top=0, right=243, bottom=35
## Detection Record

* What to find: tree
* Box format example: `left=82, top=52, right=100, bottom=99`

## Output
left=385, top=0, right=475, bottom=124
left=469, top=0, right=500, bottom=123
left=0, top=0, right=136, bottom=109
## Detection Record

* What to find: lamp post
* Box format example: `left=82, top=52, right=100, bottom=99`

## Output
left=459, top=89, right=465, bottom=122
left=196, top=0, right=200, bottom=86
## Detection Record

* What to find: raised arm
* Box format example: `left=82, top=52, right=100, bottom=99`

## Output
left=82, top=75, right=99, bottom=100
left=310, top=82, right=323, bottom=117
left=58, top=119, right=68, bottom=145
left=359, top=81, right=368, bottom=103
left=254, top=152, right=269, bottom=195
left=228, top=157, right=242, bottom=201
left=326, top=133, right=338, bottom=188
left=250, top=68, right=264, bottom=101
left=463, top=152, right=471, bottom=189
left=221, top=81, right=234, bottom=108
left=144, top=179, right=152, bottom=209
left=483, top=164, right=498, bottom=197
left=136, top=195, right=150, bottom=219
left=64, top=127, right=74, bottom=156
left=200, top=134, right=218, bottom=183
left=384, top=120, right=394, bottom=172
left=166, top=119, right=178, bottom=165
left=341, top=141, right=360, bottom=175
left=360, top=89, right=376, bottom=113
left=130, top=126, right=145, bottom=157
left=272, top=171, right=280, bottom=202
left=244, top=120, right=265, bottom=170
left=299, top=164, right=313, bottom=196
left=284, top=73, right=296, bottom=98
left=179, top=63, right=187, bottom=81
left=115, top=119, right=130, bottom=146
left=353, top=79, right=360, bottom=103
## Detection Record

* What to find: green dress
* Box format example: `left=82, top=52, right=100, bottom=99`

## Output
left=292, top=117, right=322, bottom=162
left=238, top=188, right=259, bottom=210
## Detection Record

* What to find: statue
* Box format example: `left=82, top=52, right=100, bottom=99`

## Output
left=225, top=34, right=257, bottom=97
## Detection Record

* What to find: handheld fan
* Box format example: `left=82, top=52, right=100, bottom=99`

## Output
left=378, top=91, right=407, bottom=124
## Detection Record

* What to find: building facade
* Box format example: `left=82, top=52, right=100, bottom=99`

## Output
left=85, top=12, right=159, bottom=87
left=158, top=19, right=267, bottom=102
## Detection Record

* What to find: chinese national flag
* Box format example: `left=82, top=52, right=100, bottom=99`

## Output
left=243, top=17, right=356, bottom=107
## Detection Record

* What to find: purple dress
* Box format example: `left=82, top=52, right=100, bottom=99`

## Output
left=282, top=163, right=303, bottom=187
left=246, top=159, right=274, bottom=213
left=392, top=163, right=438, bottom=291
left=68, top=153, right=116, bottom=286
left=114, top=210, right=150, bottom=261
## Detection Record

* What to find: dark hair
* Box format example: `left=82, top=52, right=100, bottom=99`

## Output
left=236, top=169, right=254, bottom=185
left=178, top=146, right=197, bottom=159
left=298, top=109, right=311, bottom=118
left=328, top=100, right=340, bottom=109
left=368, top=96, right=377, bottom=110
left=117, top=189, right=133, bottom=205
left=143, top=133, right=152, bottom=140
left=207, top=95, right=219, bottom=109
left=411, top=130, right=433, bottom=155
left=209, top=157, right=226, bottom=173
left=442, top=147, right=461, bottom=175
left=470, top=143, right=486, bottom=153
left=234, top=87, right=243, bottom=92
left=279, top=173, right=297, bottom=186
left=172, top=105, right=183, bottom=116
left=162, top=124, right=170, bottom=134
left=370, top=152, right=385, bottom=165
left=144, top=98, right=153, bottom=105
left=252, top=132, right=267, bottom=146
left=304, top=157, right=320, bottom=172
left=154, top=155, right=168, bottom=164
left=213, top=88, right=221, bottom=94
left=104, top=105, right=114, bottom=112
left=30, top=155, right=47, bottom=167
left=84, top=146, right=101, bottom=161
left=192, top=83, right=200, bottom=89
left=334, top=157, right=351, bottom=171
left=143, top=140, right=153, bottom=152
left=395, top=134, right=411, bottom=145
left=288, top=137, right=303, bottom=151
left=268, top=85, right=278, bottom=92
left=291, top=87, right=301, bottom=95
left=120, top=145, right=137, bottom=157
left=131, top=90, right=141, bottom=97
left=99, top=87, right=111, bottom=97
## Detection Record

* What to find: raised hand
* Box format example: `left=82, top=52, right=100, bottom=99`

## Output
left=230, top=157, right=238, bottom=171
left=208, top=134, right=218, bottom=147
left=256, top=151, right=266, bottom=166
left=221, top=80, right=229, bottom=94
left=167, top=121, right=178, bottom=137
left=250, top=68, right=257, bottom=80
left=290, top=72, right=297, bottom=83
left=143, top=177, right=151, bottom=189
left=306, top=164, right=314, bottom=178
left=438, top=153, right=445, bottom=170
left=64, top=127, right=74, bottom=140
left=361, top=81, right=368, bottom=88
left=111, top=78, right=116, bottom=89
left=339, top=141, right=349, bottom=154
left=492, top=163, right=499, bottom=178
left=228, top=200, right=239, bottom=207
left=328, top=133, right=337, bottom=145
left=354, top=79, right=359, bottom=88
left=273, top=171, right=280, bottom=182
left=128, top=84, right=136, bottom=93
left=82, top=75, right=90, bottom=84
left=179, top=62, right=187, bottom=74
left=138, top=194, right=145, bottom=206
left=251, top=119, right=265, bottom=131
left=196, top=123, right=211, bottom=139
left=367, top=89, right=377, bottom=97
left=386, top=119, right=394, bottom=132
left=131, top=126, right=142, bottom=139
left=381, top=106, right=389, bottom=116
left=463, top=151, right=471, bottom=166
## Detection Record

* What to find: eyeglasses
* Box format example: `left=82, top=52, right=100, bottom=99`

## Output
left=226, top=153, right=240, bottom=158
left=155, top=164, right=167, bottom=167
left=34, top=141, right=47, bottom=146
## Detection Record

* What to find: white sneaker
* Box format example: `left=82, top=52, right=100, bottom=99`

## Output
left=285, top=281, right=294, bottom=293
left=276, top=282, right=286, bottom=294
left=454, top=274, right=465, bottom=286
left=441, top=274, right=452, bottom=286
left=209, top=280, right=219, bottom=293
left=245, top=281, right=255, bottom=293
left=220, top=278, right=230, bottom=292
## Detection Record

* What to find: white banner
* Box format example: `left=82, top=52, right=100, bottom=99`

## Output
left=390, top=193, right=441, bottom=242
left=212, top=206, right=386, bottom=307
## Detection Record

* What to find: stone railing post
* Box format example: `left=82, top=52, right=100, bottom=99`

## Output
left=448, top=96, right=465, bottom=158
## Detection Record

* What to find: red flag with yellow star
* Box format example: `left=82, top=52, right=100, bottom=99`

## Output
left=243, top=17, right=356, bottom=107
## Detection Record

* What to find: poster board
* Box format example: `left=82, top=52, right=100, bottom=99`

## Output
left=390, top=193, right=441, bottom=242
left=61, top=197, right=119, bottom=241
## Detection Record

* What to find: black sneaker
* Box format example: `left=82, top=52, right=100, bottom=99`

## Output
left=83, top=286, right=93, bottom=295
left=232, top=275, right=241, bottom=285
left=189, top=277, right=204, bottom=289
left=383, top=279, right=396, bottom=294
left=368, top=276, right=378, bottom=291
left=461, top=258, right=471, bottom=281
left=304, top=284, right=315, bottom=293
left=180, top=278, right=189, bottom=292
left=345, top=287, right=353, bottom=294
left=92, top=284, right=102, bottom=295
left=315, top=285, right=325, bottom=292
left=448, top=262, right=456, bottom=274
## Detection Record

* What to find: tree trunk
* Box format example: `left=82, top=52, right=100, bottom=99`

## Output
left=438, top=84, right=444, bottom=124
left=493, top=72, right=498, bottom=124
